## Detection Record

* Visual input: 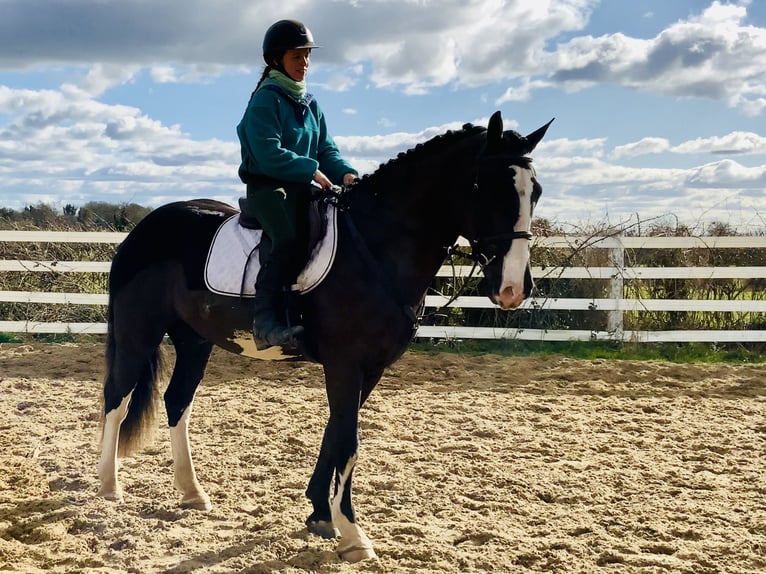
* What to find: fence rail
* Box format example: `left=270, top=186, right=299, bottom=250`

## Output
left=1, top=231, right=765, bottom=343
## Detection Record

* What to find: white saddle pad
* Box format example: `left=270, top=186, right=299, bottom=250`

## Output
left=204, top=205, right=338, bottom=297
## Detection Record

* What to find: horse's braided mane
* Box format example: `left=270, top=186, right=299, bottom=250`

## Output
left=360, top=122, right=487, bottom=182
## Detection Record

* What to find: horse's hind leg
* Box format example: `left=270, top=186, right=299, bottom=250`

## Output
left=98, top=390, right=131, bottom=502
left=99, top=342, right=162, bottom=502
left=165, top=322, right=214, bottom=510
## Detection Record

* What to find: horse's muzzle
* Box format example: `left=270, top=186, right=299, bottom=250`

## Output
left=494, top=285, right=525, bottom=310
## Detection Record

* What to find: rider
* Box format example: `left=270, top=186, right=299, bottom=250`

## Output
left=237, top=19, right=358, bottom=350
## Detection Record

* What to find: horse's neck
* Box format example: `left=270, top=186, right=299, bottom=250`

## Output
left=348, top=162, right=473, bottom=305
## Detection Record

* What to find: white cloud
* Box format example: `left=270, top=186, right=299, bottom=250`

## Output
left=0, top=0, right=597, bottom=90
left=150, top=63, right=239, bottom=85
left=612, top=138, right=671, bottom=159
left=686, top=159, right=766, bottom=187
left=672, top=131, right=766, bottom=155
left=0, top=82, right=240, bottom=209
left=337, top=121, right=467, bottom=160
left=495, top=79, right=552, bottom=105
left=150, top=66, right=178, bottom=84
left=77, top=64, right=140, bottom=97
left=539, top=137, right=607, bottom=158
left=610, top=131, right=766, bottom=158
left=317, top=71, right=359, bottom=93
left=0, top=0, right=764, bottom=230
left=376, top=117, right=396, bottom=129
left=0, top=0, right=764, bottom=114
left=547, top=1, right=766, bottom=114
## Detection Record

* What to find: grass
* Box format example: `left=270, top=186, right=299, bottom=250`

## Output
left=0, top=332, right=104, bottom=345
left=410, top=338, right=766, bottom=364
left=3, top=332, right=764, bottom=365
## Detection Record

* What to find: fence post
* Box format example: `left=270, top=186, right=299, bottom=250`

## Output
left=608, top=235, right=624, bottom=340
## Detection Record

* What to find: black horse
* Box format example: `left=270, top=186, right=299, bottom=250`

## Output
left=98, top=111, right=552, bottom=562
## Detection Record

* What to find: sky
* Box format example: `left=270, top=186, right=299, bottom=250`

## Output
left=1, top=0, right=765, bottom=232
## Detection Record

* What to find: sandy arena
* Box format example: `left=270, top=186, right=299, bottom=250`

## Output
left=1, top=343, right=765, bottom=573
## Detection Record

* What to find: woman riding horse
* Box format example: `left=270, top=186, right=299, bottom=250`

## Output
left=99, top=109, right=552, bottom=562
left=237, top=19, right=358, bottom=351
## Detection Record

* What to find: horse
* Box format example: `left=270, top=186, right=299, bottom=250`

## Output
left=97, top=111, right=552, bottom=562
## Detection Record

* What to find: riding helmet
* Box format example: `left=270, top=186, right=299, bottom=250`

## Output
left=262, top=20, right=319, bottom=64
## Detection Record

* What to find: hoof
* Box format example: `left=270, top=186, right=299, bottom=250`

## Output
left=98, top=487, right=124, bottom=503
left=180, top=494, right=211, bottom=511
left=338, top=544, right=377, bottom=563
left=307, top=520, right=340, bottom=540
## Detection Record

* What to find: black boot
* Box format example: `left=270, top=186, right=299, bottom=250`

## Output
left=252, top=237, right=304, bottom=351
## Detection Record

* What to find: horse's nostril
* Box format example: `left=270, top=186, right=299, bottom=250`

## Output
left=497, top=286, right=524, bottom=309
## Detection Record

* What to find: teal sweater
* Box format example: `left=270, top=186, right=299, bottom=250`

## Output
left=237, top=79, right=356, bottom=185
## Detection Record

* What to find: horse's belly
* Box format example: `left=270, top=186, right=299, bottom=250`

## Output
left=184, top=291, right=299, bottom=361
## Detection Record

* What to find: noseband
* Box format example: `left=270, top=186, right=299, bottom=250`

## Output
left=435, top=229, right=532, bottom=319
left=469, top=230, right=533, bottom=266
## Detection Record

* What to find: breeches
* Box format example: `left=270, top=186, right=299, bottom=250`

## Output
left=246, top=181, right=309, bottom=272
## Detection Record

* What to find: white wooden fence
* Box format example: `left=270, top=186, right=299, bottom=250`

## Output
left=1, top=231, right=765, bottom=343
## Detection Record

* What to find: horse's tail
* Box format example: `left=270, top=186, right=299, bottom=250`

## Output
left=102, top=301, right=166, bottom=458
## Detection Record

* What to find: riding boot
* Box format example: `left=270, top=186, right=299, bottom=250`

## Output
left=252, top=237, right=304, bottom=351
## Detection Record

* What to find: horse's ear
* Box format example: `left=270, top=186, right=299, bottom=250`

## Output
left=524, top=118, right=555, bottom=153
left=487, top=111, right=503, bottom=152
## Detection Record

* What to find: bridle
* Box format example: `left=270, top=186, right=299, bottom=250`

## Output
left=317, top=159, right=536, bottom=320
left=468, top=230, right=534, bottom=266
left=434, top=231, right=533, bottom=320
left=432, top=157, right=536, bottom=312
left=462, top=156, right=536, bottom=266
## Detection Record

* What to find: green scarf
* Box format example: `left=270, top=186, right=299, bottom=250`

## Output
left=268, top=69, right=307, bottom=101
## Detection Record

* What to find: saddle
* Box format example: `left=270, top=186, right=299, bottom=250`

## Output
left=204, top=196, right=338, bottom=298
left=237, top=196, right=328, bottom=257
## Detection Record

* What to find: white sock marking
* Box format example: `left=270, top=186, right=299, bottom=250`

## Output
left=170, top=401, right=211, bottom=509
left=331, top=454, right=374, bottom=556
left=98, top=391, right=132, bottom=501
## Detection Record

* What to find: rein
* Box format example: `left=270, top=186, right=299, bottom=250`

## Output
left=314, top=172, right=535, bottom=326
left=429, top=233, right=533, bottom=318
left=317, top=185, right=421, bottom=331
left=315, top=185, right=535, bottom=324
left=422, top=244, right=483, bottom=319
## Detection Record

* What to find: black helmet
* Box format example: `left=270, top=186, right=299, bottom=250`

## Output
left=262, top=20, right=319, bottom=64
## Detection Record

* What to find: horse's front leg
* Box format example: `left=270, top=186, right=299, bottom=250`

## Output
left=331, top=449, right=375, bottom=562
left=305, top=364, right=378, bottom=562
left=305, top=422, right=340, bottom=539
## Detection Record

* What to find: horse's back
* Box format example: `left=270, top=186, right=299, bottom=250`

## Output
left=110, top=199, right=236, bottom=295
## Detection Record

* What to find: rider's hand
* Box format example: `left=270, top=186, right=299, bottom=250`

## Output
left=342, top=173, right=359, bottom=187
left=312, top=169, right=333, bottom=191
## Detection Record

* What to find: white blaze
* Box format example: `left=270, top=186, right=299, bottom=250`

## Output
left=499, top=167, right=534, bottom=303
